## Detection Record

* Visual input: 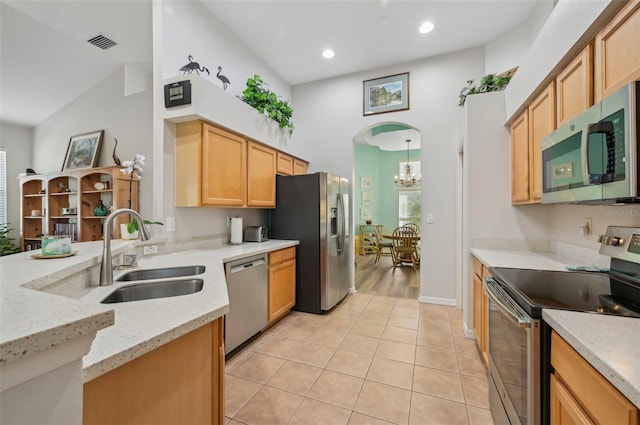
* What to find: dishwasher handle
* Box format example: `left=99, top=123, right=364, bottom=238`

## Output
left=229, top=258, right=266, bottom=274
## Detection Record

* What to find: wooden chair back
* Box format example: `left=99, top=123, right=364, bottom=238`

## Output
left=391, top=226, right=419, bottom=269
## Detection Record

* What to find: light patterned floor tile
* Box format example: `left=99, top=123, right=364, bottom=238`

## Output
left=230, top=352, right=285, bottom=384
left=354, top=380, right=411, bottom=424
left=388, top=315, right=419, bottom=330
left=413, top=365, right=465, bottom=403
left=467, top=406, right=495, bottom=425
left=266, top=360, right=322, bottom=396
left=234, top=386, right=303, bottom=425
left=366, top=357, right=414, bottom=390
left=326, top=348, right=374, bottom=378
left=351, top=320, right=386, bottom=338
left=289, top=341, right=337, bottom=368
left=457, top=352, right=487, bottom=378
left=339, top=333, right=380, bottom=355
left=307, top=370, right=364, bottom=410
left=461, top=375, right=490, bottom=409
left=288, top=398, right=351, bottom=425
left=257, top=335, right=304, bottom=359
left=348, top=412, right=395, bottom=425
left=414, top=345, right=459, bottom=373
left=374, top=339, right=416, bottom=364
left=224, top=375, right=262, bottom=418
left=409, top=391, right=469, bottom=425
left=381, top=325, right=417, bottom=344
left=391, top=305, right=420, bottom=319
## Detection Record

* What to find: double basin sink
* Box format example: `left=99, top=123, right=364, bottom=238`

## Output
left=102, top=265, right=206, bottom=304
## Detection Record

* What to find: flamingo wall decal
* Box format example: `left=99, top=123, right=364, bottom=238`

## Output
left=216, top=66, right=231, bottom=90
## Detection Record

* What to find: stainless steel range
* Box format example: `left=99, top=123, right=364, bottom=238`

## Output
left=484, top=226, right=640, bottom=425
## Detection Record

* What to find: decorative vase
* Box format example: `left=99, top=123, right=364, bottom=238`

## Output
left=94, top=200, right=108, bottom=217
left=120, top=223, right=139, bottom=240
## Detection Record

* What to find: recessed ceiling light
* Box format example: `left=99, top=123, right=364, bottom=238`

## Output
left=322, top=49, right=335, bottom=59
left=419, top=22, right=434, bottom=34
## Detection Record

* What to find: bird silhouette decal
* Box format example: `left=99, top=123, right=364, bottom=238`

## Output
left=179, top=55, right=210, bottom=75
left=216, top=66, right=231, bottom=90
left=112, top=138, right=122, bottom=167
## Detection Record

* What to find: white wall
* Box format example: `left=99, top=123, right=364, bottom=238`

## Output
left=0, top=122, right=33, bottom=232
left=33, top=67, right=156, bottom=220
left=292, top=47, right=486, bottom=303
left=505, top=0, right=615, bottom=121
left=162, top=0, right=290, bottom=102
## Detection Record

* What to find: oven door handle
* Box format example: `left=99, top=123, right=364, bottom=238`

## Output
left=483, top=277, right=531, bottom=329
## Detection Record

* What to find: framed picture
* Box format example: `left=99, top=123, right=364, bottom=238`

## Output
left=360, top=207, right=372, bottom=221
left=361, top=191, right=372, bottom=205
left=360, top=176, right=372, bottom=188
left=61, top=130, right=104, bottom=171
left=363, top=72, right=409, bottom=116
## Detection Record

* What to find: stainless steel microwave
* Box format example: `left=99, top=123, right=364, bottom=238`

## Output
left=541, top=81, right=639, bottom=204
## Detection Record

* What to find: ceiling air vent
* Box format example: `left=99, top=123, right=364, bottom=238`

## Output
left=87, top=34, right=118, bottom=50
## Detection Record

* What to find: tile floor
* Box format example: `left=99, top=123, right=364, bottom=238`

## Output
left=224, top=293, right=495, bottom=425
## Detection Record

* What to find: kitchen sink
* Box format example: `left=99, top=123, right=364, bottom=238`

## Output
left=115, top=265, right=205, bottom=282
left=101, top=278, right=204, bottom=303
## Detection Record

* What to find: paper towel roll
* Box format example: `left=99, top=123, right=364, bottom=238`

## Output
left=230, top=217, right=243, bottom=245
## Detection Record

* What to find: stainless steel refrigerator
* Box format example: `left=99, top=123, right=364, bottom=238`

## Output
left=270, top=172, right=350, bottom=314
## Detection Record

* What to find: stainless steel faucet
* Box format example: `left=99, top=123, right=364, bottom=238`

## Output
left=100, top=208, right=151, bottom=286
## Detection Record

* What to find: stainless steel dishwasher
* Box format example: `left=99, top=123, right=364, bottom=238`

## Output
left=224, top=253, right=268, bottom=354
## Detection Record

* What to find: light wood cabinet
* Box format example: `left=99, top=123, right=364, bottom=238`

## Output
left=176, top=120, right=305, bottom=208
left=511, top=82, right=555, bottom=204
left=550, top=331, right=639, bottom=425
left=557, top=44, right=593, bottom=126
left=83, top=318, right=225, bottom=425
left=247, top=141, right=276, bottom=208
left=268, top=247, right=296, bottom=324
left=293, top=158, right=308, bottom=175
left=19, top=166, right=138, bottom=250
left=511, top=110, right=530, bottom=204
left=594, top=0, right=640, bottom=103
left=276, top=152, right=294, bottom=175
left=471, top=255, right=489, bottom=366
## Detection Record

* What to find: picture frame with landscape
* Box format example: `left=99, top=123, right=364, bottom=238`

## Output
left=61, top=130, right=104, bottom=171
left=363, top=72, right=409, bottom=116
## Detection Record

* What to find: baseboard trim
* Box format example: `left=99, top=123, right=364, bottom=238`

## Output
left=463, top=324, right=476, bottom=339
left=417, top=296, right=456, bottom=306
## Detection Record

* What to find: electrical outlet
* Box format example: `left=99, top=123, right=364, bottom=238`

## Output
left=143, top=245, right=158, bottom=255
left=166, top=217, right=176, bottom=232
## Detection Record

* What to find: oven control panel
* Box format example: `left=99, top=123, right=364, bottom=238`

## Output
left=598, top=226, right=640, bottom=263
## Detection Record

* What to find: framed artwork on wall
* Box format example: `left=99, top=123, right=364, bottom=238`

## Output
left=360, top=176, right=372, bottom=188
left=360, top=207, right=372, bottom=221
left=61, top=130, right=104, bottom=171
left=361, top=191, right=372, bottom=205
left=363, top=72, right=410, bottom=116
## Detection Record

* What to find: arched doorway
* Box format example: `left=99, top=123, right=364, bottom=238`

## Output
left=352, top=122, right=422, bottom=299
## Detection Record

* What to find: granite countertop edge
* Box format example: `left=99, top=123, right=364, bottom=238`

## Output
left=542, top=309, right=640, bottom=408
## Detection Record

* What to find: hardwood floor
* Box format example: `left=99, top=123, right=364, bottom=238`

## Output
left=355, top=253, right=419, bottom=299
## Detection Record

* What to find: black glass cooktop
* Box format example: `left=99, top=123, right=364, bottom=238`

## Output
left=489, top=267, right=640, bottom=318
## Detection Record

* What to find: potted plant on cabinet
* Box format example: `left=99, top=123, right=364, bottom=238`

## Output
left=240, top=74, right=294, bottom=133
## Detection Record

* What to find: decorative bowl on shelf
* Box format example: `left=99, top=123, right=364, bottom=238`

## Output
left=365, top=220, right=372, bottom=225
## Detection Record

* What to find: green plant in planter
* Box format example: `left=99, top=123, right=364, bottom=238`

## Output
left=458, top=71, right=514, bottom=107
left=0, top=223, right=21, bottom=256
left=240, top=74, right=294, bottom=133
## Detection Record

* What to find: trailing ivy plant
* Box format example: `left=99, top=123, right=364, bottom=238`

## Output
left=458, top=70, right=515, bottom=107
left=0, top=223, right=21, bottom=256
left=240, top=74, right=294, bottom=133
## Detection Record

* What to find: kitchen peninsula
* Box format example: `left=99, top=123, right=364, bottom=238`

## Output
left=0, top=237, right=298, bottom=424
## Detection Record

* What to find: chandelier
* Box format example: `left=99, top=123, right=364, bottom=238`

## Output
left=394, top=139, right=421, bottom=188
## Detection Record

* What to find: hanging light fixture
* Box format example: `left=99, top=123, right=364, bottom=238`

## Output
left=394, top=139, right=421, bottom=188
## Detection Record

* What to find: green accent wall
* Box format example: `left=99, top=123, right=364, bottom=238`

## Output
left=354, top=144, right=420, bottom=236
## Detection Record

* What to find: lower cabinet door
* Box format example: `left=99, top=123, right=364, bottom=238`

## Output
left=268, top=259, right=296, bottom=323
left=550, top=374, right=595, bottom=425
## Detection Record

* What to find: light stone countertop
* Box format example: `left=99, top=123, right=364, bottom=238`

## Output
left=543, top=309, right=640, bottom=408
left=1, top=238, right=298, bottom=383
left=470, top=248, right=575, bottom=271
left=470, top=248, right=640, bottom=409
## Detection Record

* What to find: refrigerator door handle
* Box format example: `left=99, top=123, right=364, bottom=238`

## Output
left=338, top=194, right=346, bottom=256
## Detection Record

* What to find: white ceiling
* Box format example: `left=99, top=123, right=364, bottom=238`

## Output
left=0, top=0, right=539, bottom=129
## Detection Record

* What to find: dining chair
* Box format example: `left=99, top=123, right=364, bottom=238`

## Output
left=391, top=226, right=419, bottom=270
left=373, top=225, right=393, bottom=263
left=403, top=223, right=420, bottom=267
left=403, top=223, right=420, bottom=234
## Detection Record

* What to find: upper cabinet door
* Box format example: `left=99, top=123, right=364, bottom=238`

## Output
left=276, top=152, right=294, bottom=175
left=594, top=0, right=640, bottom=102
left=557, top=45, right=593, bottom=126
left=247, top=141, right=276, bottom=208
left=202, top=124, right=247, bottom=206
left=293, top=159, right=308, bottom=175
left=511, top=110, right=530, bottom=204
left=529, top=82, right=556, bottom=202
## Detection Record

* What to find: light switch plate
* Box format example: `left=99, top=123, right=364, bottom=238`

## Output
left=426, top=213, right=434, bottom=224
